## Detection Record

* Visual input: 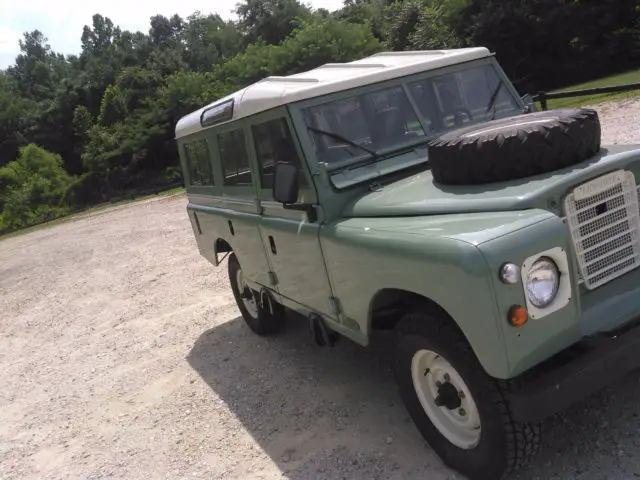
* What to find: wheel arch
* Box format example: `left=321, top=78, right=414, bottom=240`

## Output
left=368, top=288, right=496, bottom=376
left=214, top=237, right=233, bottom=265
left=369, top=288, right=459, bottom=333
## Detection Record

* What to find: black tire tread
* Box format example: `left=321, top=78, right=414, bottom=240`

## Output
left=428, top=108, right=601, bottom=185
left=395, top=312, right=540, bottom=480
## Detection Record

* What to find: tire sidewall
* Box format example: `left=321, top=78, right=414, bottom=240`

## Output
left=228, top=253, right=260, bottom=325
left=434, top=109, right=572, bottom=143
left=227, top=253, right=284, bottom=335
left=395, top=325, right=510, bottom=479
left=428, top=108, right=601, bottom=186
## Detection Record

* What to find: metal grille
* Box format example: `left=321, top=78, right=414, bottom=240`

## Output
left=564, top=170, right=640, bottom=290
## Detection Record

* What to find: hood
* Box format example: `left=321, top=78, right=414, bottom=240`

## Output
left=343, top=145, right=640, bottom=218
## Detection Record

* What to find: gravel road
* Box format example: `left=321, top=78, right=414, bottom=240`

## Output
left=1, top=98, right=640, bottom=480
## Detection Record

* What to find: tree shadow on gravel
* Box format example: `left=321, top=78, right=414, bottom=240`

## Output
left=187, top=313, right=640, bottom=480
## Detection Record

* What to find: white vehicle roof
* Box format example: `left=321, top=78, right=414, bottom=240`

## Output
left=175, top=47, right=491, bottom=139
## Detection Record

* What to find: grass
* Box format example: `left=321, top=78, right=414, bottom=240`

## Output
left=537, top=69, right=640, bottom=110
left=0, top=187, right=185, bottom=241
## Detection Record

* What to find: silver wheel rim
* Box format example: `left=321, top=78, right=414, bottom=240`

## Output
left=411, top=349, right=481, bottom=449
left=235, top=268, right=259, bottom=319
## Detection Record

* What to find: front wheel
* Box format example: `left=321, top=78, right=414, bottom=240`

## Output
left=394, top=312, right=540, bottom=480
left=228, top=253, right=284, bottom=335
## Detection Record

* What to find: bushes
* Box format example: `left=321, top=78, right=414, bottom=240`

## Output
left=0, top=144, right=74, bottom=230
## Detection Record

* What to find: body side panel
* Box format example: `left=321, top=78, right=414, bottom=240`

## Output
left=260, top=201, right=336, bottom=318
left=319, top=217, right=511, bottom=378
left=187, top=195, right=272, bottom=288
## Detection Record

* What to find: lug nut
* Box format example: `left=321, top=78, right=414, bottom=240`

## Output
left=443, top=373, right=451, bottom=382
left=459, top=408, right=466, bottom=416
left=459, top=390, right=466, bottom=399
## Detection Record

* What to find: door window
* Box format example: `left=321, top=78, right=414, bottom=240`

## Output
left=184, top=139, right=213, bottom=185
left=218, top=129, right=253, bottom=186
left=251, top=118, right=307, bottom=190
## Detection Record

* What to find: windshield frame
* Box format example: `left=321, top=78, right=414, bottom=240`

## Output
left=289, top=56, right=524, bottom=190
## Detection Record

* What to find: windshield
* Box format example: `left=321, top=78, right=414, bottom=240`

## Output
left=302, top=63, right=521, bottom=168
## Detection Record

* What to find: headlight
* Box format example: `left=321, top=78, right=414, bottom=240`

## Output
left=525, top=257, right=560, bottom=308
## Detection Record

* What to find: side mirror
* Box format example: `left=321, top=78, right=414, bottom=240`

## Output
left=521, top=93, right=537, bottom=113
left=273, top=162, right=299, bottom=204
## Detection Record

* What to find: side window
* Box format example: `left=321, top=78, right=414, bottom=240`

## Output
left=218, top=129, right=253, bottom=186
left=251, top=118, right=306, bottom=190
left=184, top=139, right=213, bottom=186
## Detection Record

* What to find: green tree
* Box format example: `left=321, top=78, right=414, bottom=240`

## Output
left=98, top=84, right=127, bottom=126
left=0, top=145, right=74, bottom=229
left=457, top=0, right=640, bottom=91
left=8, top=30, right=71, bottom=101
left=73, top=106, right=94, bottom=138
left=149, top=14, right=184, bottom=48
left=0, top=73, right=38, bottom=167
left=81, top=14, right=122, bottom=58
left=217, top=16, right=383, bottom=85
left=235, top=0, right=312, bottom=45
left=384, top=0, right=461, bottom=51
left=182, top=13, right=244, bottom=71
left=333, top=0, right=388, bottom=41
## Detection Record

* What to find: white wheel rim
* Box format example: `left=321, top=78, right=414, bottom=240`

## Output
left=411, top=349, right=481, bottom=449
left=236, top=268, right=259, bottom=319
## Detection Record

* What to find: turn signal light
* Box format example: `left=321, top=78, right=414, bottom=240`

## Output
left=509, top=305, right=529, bottom=328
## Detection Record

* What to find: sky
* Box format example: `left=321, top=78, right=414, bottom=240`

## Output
left=0, top=0, right=345, bottom=69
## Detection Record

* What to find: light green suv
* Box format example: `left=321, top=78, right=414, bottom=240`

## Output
left=175, top=47, right=640, bottom=479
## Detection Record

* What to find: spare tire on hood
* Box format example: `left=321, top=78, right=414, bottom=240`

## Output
left=427, top=108, right=601, bottom=185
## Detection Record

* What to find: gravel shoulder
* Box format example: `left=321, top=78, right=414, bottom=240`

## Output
left=1, top=98, right=640, bottom=480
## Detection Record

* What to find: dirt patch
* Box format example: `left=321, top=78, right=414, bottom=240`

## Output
left=588, top=97, right=640, bottom=145
left=0, top=195, right=451, bottom=480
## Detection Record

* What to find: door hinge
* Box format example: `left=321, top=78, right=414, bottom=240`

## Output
left=328, top=297, right=360, bottom=331
left=328, top=297, right=342, bottom=317
left=267, top=271, right=278, bottom=286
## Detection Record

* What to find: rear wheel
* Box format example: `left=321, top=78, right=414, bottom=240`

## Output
left=228, top=253, right=284, bottom=335
left=394, top=312, right=540, bottom=480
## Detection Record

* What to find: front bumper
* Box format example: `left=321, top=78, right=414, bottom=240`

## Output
left=508, top=317, right=640, bottom=423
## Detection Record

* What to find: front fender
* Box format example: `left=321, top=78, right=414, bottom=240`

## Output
left=320, top=214, right=519, bottom=379
left=320, top=209, right=568, bottom=379
left=477, top=213, right=582, bottom=377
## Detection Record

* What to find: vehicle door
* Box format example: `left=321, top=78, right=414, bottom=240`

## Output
left=212, top=120, right=273, bottom=288
left=247, top=108, right=335, bottom=316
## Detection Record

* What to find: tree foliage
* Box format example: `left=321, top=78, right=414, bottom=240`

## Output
left=0, top=0, right=639, bottom=231
left=384, top=0, right=460, bottom=51
left=0, top=145, right=73, bottom=229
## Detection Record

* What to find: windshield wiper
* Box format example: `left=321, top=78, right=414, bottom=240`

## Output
left=306, top=125, right=379, bottom=159
left=485, top=79, right=504, bottom=120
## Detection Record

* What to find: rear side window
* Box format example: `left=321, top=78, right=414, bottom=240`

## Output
left=184, top=139, right=213, bottom=186
left=218, top=129, right=253, bottom=186
left=251, top=118, right=306, bottom=190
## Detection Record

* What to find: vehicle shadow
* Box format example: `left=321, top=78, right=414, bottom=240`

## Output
left=187, top=314, right=640, bottom=479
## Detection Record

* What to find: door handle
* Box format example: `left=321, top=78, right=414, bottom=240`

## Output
left=269, top=235, right=277, bottom=255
